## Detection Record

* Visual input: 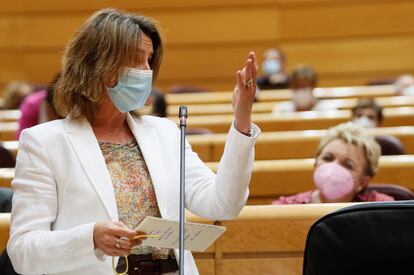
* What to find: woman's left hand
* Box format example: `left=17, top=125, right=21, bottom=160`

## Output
left=232, top=51, right=258, bottom=135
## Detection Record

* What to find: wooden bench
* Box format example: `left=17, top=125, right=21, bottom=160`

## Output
left=189, top=126, right=414, bottom=162
left=166, top=85, right=396, bottom=106
left=2, top=155, right=414, bottom=204
left=0, top=169, right=14, bottom=188
left=179, top=107, right=414, bottom=133
left=0, top=110, right=20, bottom=123
left=5, top=126, right=414, bottom=163
left=0, top=123, right=18, bottom=141
left=205, top=155, right=414, bottom=204
left=0, top=213, right=9, bottom=252
left=0, top=204, right=354, bottom=274
left=193, top=204, right=353, bottom=275
left=4, top=126, right=414, bottom=163
left=2, top=141, right=18, bottom=158
left=168, top=96, right=414, bottom=117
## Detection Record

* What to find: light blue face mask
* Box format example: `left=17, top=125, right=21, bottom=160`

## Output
left=107, top=68, right=153, bottom=113
left=262, top=59, right=281, bottom=76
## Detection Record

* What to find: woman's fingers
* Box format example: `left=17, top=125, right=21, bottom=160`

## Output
left=248, top=51, right=258, bottom=79
left=236, top=70, right=243, bottom=89
left=110, top=222, right=138, bottom=240
left=244, top=59, right=253, bottom=85
left=93, top=221, right=146, bottom=257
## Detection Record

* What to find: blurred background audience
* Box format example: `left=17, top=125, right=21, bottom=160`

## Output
left=272, top=65, right=335, bottom=113
left=16, top=73, right=61, bottom=140
left=1, top=81, right=33, bottom=110
left=257, top=48, right=289, bottom=90
left=394, top=74, right=414, bottom=96
left=351, top=98, right=405, bottom=155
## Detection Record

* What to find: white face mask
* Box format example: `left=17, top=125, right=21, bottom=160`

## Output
left=292, top=88, right=315, bottom=110
left=402, top=85, right=414, bottom=96
left=107, top=68, right=153, bottom=113
left=262, top=59, right=281, bottom=76
left=352, top=116, right=376, bottom=129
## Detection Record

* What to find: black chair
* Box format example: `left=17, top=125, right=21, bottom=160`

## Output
left=0, top=249, right=19, bottom=275
left=363, top=183, right=414, bottom=201
left=0, top=144, right=15, bottom=168
left=375, top=135, right=405, bottom=156
left=303, top=201, right=414, bottom=275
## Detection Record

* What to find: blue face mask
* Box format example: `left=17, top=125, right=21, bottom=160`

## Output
left=107, top=68, right=153, bottom=113
left=262, top=59, right=281, bottom=76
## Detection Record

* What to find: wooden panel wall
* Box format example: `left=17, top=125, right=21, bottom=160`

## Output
left=1, top=0, right=414, bottom=93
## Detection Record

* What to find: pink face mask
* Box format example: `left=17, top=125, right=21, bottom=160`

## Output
left=313, top=162, right=354, bottom=201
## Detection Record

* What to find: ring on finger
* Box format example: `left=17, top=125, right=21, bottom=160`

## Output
left=244, top=79, right=254, bottom=88
left=115, top=238, right=122, bottom=249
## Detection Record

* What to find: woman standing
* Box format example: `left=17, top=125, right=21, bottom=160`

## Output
left=8, top=8, right=260, bottom=275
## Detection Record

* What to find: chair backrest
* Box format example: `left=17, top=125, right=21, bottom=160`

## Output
left=0, top=144, right=15, bottom=168
left=303, top=201, right=414, bottom=275
left=375, top=134, right=405, bottom=155
left=363, top=183, right=414, bottom=201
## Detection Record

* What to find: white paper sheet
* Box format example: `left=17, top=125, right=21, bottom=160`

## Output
left=136, top=216, right=226, bottom=252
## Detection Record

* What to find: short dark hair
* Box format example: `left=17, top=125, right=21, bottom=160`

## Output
left=289, top=65, right=318, bottom=89
left=352, top=98, right=383, bottom=124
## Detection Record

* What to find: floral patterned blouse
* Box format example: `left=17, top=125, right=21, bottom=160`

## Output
left=99, top=137, right=170, bottom=259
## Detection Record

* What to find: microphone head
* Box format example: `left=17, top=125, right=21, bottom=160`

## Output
left=178, top=106, right=188, bottom=119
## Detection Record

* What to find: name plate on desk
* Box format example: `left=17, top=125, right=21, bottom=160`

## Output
left=136, top=216, right=226, bottom=252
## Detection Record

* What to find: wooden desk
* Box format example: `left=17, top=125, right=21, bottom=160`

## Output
left=0, top=110, right=20, bottom=122
left=3, top=141, right=18, bottom=158
left=0, top=168, right=14, bottom=188
left=206, top=155, right=414, bottom=204
left=2, top=155, right=413, bottom=204
left=166, top=85, right=395, bottom=105
left=0, top=204, right=354, bottom=275
left=168, top=96, right=414, bottom=117
left=192, top=204, right=352, bottom=275
left=189, top=126, right=414, bottom=162
left=0, top=123, right=18, bottom=141
left=5, top=126, right=414, bottom=163
left=0, top=213, right=9, bottom=252
left=180, top=107, right=414, bottom=133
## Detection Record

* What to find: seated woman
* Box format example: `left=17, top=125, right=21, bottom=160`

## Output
left=273, top=122, right=394, bottom=204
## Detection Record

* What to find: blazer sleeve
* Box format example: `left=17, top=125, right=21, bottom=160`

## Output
left=7, top=130, right=101, bottom=274
left=184, top=122, right=260, bottom=220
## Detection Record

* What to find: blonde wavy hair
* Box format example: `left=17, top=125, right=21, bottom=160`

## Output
left=55, top=8, right=164, bottom=122
left=316, top=122, right=381, bottom=177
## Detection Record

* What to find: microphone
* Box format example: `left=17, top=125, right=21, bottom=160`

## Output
left=179, top=106, right=188, bottom=127
left=178, top=105, right=187, bottom=275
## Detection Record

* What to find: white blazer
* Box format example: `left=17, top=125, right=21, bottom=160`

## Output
left=8, top=114, right=260, bottom=275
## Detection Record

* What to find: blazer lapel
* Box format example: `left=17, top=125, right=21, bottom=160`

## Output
left=64, top=117, right=118, bottom=221
left=127, top=114, right=178, bottom=220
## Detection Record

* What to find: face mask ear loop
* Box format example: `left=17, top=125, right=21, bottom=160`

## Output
left=111, top=235, right=160, bottom=275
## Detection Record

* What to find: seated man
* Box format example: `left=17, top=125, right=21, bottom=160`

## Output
left=273, top=123, right=394, bottom=204
left=272, top=65, right=334, bottom=113
left=351, top=97, right=405, bottom=155
left=351, top=97, right=383, bottom=128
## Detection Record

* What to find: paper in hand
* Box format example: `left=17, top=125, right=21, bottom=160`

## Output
left=136, top=216, right=226, bottom=252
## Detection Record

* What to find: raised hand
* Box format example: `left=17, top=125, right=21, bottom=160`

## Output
left=232, top=51, right=258, bottom=135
